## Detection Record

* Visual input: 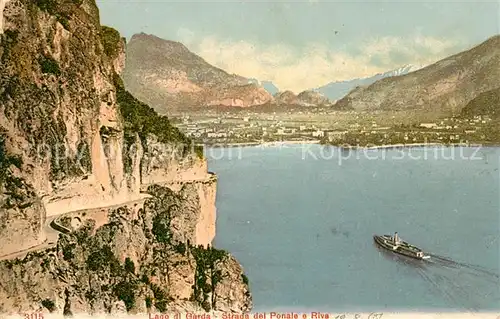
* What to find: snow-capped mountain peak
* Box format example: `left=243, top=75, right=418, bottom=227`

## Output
left=386, top=64, right=424, bottom=77
left=313, top=64, right=427, bottom=101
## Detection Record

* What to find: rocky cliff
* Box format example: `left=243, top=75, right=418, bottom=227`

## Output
left=334, top=35, right=500, bottom=116
left=0, top=185, right=251, bottom=315
left=123, top=33, right=273, bottom=112
left=0, top=0, right=250, bottom=315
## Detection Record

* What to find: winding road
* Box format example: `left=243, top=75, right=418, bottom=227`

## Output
left=0, top=197, right=150, bottom=261
left=0, top=173, right=217, bottom=261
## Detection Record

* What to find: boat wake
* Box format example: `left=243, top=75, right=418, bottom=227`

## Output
left=426, top=253, right=500, bottom=281
left=375, top=244, right=499, bottom=311
left=418, top=253, right=500, bottom=312
left=414, top=266, right=479, bottom=311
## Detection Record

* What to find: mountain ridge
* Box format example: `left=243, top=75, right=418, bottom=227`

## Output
left=313, top=64, right=424, bottom=101
left=333, top=35, right=500, bottom=115
left=123, top=33, right=273, bottom=112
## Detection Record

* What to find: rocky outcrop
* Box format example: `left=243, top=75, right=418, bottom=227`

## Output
left=123, top=33, right=274, bottom=112
left=0, top=185, right=251, bottom=315
left=148, top=174, right=217, bottom=248
left=274, top=90, right=330, bottom=107
left=0, top=0, right=250, bottom=315
left=138, top=139, right=217, bottom=247
left=274, top=90, right=298, bottom=105
left=334, top=35, right=500, bottom=115
left=140, top=137, right=208, bottom=184
left=296, top=90, right=330, bottom=106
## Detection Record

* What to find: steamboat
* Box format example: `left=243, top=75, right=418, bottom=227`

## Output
left=373, top=232, right=430, bottom=260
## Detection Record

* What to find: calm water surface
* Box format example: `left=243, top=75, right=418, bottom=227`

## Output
left=208, top=145, right=500, bottom=312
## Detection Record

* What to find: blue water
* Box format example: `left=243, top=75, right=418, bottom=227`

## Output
left=208, top=145, right=500, bottom=312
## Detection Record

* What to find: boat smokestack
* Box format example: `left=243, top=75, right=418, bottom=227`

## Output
left=394, top=232, right=399, bottom=244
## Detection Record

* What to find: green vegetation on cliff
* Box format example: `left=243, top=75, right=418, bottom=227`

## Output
left=241, top=273, right=249, bottom=285
left=461, top=87, right=500, bottom=118
left=124, top=257, right=135, bottom=274
left=41, top=299, right=56, bottom=312
left=34, top=0, right=82, bottom=30
left=39, top=55, right=61, bottom=75
left=113, top=74, right=203, bottom=158
left=150, top=283, right=168, bottom=312
left=0, top=133, right=22, bottom=189
left=191, top=245, right=228, bottom=312
left=113, top=281, right=138, bottom=311
left=100, top=26, right=122, bottom=59
left=0, top=133, right=27, bottom=210
left=85, top=244, right=141, bottom=311
left=86, top=245, right=121, bottom=272
left=98, top=25, right=204, bottom=159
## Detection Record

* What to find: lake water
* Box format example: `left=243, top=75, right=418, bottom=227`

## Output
left=208, top=144, right=500, bottom=313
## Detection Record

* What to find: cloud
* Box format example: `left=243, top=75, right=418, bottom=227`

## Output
left=176, top=29, right=466, bottom=92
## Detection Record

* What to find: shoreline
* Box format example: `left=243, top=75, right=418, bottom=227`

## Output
left=197, top=140, right=321, bottom=148
left=321, top=142, right=489, bottom=150
left=196, top=140, right=499, bottom=150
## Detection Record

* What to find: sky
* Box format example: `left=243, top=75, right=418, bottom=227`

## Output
left=96, top=0, right=500, bottom=93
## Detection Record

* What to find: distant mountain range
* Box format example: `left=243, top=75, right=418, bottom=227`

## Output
left=123, top=33, right=334, bottom=111
left=312, top=64, right=424, bottom=101
left=335, top=35, right=500, bottom=116
left=247, top=79, right=332, bottom=106
left=123, top=32, right=500, bottom=117
left=248, top=65, right=425, bottom=102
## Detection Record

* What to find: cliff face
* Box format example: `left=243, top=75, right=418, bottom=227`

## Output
left=123, top=33, right=273, bottom=112
left=334, top=35, right=500, bottom=115
left=0, top=185, right=251, bottom=315
left=139, top=140, right=217, bottom=247
left=1, top=0, right=112, bottom=255
left=0, top=0, right=250, bottom=315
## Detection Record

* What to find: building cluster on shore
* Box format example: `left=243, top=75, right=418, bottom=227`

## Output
left=176, top=112, right=335, bottom=145
left=174, top=110, right=495, bottom=147
left=323, top=115, right=493, bottom=147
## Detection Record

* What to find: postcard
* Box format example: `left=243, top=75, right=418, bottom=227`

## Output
left=0, top=0, right=498, bottom=318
